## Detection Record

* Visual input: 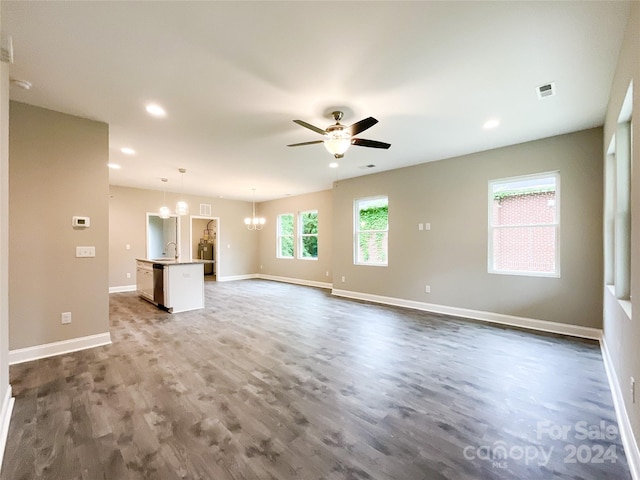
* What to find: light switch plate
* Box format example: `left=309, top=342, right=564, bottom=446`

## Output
left=76, top=246, right=96, bottom=257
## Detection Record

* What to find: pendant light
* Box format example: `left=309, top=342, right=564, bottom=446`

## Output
left=159, top=178, right=171, bottom=219
left=244, top=188, right=265, bottom=230
left=175, top=168, right=189, bottom=215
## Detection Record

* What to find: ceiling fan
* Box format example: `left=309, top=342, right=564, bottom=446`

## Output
left=287, top=111, right=391, bottom=159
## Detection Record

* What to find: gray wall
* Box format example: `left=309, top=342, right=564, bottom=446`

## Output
left=9, top=102, right=110, bottom=350
left=258, top=189, right=333, bottom=284
left=602, top=0, right=640, bottom=462
left=109, top=185, right=257, bottom=287
left=330, top=128, right=603, bottom=328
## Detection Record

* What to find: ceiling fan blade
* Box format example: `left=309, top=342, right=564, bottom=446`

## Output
left=287, top=140, right=324, bottom=147
left=293, top=120, right=326, bottom=135
left=348, top=117, right=378, bottom=136
left=352, top=138, right=391, bottom=149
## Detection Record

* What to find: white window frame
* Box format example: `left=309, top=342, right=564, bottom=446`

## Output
left=276, top=213, right=294, bottom=259
left=298, top=210, right=318, bottom=260
left=354, top=195, right=388, bottom=267
left=488, top=171, right=560, bottom=278
left=604, top=80, right=633, bottom=319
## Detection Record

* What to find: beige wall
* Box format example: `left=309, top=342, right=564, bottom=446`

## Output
left=9, top=102, right=110, bottom=350
left=0, top=5, right=11, bottom=421
left=109, top=185, right=257, bottom=287
left=332, top=128, right=603, bottom=328
left=257, top=189, right=333, bottom=284
left=602, top=0, right=640, bottom=465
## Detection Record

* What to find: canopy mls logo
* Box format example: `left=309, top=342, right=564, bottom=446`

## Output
left=463, top=420, right=620, bottom=469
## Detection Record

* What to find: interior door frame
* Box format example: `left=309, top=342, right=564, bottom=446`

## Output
left=145, top=212, right=180, bottom=260
left=189, top=214, right=220, bottom=278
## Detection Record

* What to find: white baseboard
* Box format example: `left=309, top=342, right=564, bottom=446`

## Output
left=331, top=289, right=602, bottom=340
left=9, top=332, right=112, bottom=365
left=216, top=274, right=258, bottom=282
left=601, top=336, right=640, bottom=480
left=0, top=386, right=14, bottom=471
left=109, top=284, right=136, bottom=293
left=258, top=274, right=332, bottom=290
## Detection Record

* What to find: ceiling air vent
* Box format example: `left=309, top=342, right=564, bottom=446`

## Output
left=536, top=82, right=555, bottom=100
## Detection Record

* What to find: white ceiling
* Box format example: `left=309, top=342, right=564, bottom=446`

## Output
left=2, top=1, right=631, bottom=201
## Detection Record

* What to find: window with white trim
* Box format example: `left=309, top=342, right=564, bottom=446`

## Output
left=605, top=80, right=633, bottom=311
left=355, top=196, right=388, bottom=266
left=488, top=172, right=560, bottom=277
left=298, top=210, right=318, bottom=259
left=277, top=213, right=294, bottom=258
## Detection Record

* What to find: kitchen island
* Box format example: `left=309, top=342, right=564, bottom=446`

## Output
left=136, top=258, right=211, bottom=313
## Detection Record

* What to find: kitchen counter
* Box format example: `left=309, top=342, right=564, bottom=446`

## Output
left=136, top=259, right=206, bottom=313
left=136, top=258, right=214, bottom=265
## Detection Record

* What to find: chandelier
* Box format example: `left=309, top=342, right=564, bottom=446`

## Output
left=244, top=188, right=265, bottom=230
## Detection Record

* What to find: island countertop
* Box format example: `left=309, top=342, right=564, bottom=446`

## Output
left=136, top=258, right=214, bottom=265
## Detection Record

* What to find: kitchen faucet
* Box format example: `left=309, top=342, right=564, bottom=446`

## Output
left=165, top=241, right=179, bottom=260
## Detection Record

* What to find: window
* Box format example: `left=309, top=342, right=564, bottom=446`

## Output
left=488, top=172, right=559, bottom=277
left=298, top=210, right=318, bottom=259
left=277, top=213, right=294, bottom=258
left=604, top=81, right=633, bottom=315
left=355, top=196, right=388, bottom=266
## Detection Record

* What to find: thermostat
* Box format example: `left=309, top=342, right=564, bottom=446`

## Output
left=72, top=216, right=90, bottom=228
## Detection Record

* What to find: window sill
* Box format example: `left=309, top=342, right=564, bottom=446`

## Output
left=488, top=269, right=560, bottom=278
left=606, top=284, right=632, bottom=320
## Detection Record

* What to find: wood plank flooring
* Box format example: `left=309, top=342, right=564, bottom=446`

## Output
left=1, top=279, right=632, bottom=479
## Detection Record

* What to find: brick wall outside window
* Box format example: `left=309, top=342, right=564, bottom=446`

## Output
left=492, top=191, right=556, bottom=273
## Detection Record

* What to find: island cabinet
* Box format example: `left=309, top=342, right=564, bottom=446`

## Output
left=136, top=261, right=154, bottom=301
left=163, top=262, right=204, bottom=313
left=136, top=259, right=205, bottom=313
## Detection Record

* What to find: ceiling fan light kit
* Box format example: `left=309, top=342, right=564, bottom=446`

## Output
left=288, top=110, right=390, bottom=159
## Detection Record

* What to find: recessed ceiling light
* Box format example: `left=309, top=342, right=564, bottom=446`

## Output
left=120, top=147, right=136, bottom=155
left=329, top=162, right=339, bottom=168
left=483, top=119, right=500, bottom=129
left=107, top=163, right=121, bottom=169
left=145, top=103, right=166, bottom=117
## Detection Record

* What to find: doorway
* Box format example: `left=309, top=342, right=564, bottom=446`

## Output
left=146, top=213, right=180, bottom=259
left=190, top=215, right=219, bottom=280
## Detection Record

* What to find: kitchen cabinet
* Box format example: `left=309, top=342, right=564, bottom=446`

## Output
left=136, top=261, right=154, bottom=301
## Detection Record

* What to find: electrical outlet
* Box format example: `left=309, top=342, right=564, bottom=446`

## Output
left=425, top=285, right=431, bottom=293
left=325, top=271, right=329, bottom=277
left=125, top=244, right=131, bottom=250
left=425, top=223, right=431, bottom=230
left=341, top=276, right=346, bottom=283
left=632, top=377, right=636, bottom=403
left=61, top=312, right=72, bottom=324
left=126, top=272, right=131, bottom=279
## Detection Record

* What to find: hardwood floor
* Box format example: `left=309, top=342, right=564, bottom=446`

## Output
left=1, top=279, right=631, bottom=479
